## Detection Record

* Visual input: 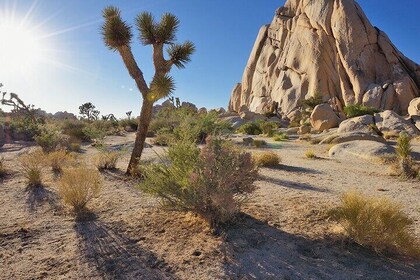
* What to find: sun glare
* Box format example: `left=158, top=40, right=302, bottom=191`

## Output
left=0, top=21, right=45, bottom=74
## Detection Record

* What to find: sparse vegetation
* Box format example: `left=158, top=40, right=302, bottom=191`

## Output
left=19, top=149, right=48, bottom=187
left=238, top=122, right=262, bottom=135
left=140, top=137, right=258, bottom=230
left=48, top=150, right=75, bottom=173
left=34, top=128, right=65, bottom=153
left=329, top=192, right=420, bottom=257
left=94, top=150, right=121, bottom=170
left=59, top=167, right=102, bottom=214
left=252, top=139, right=267, bottom=148
left=254, top=152, right=281, bottom=167
left=343, top=104, right=380, bottom=118
left=395, top=132, right=417, bottom=179
left=260, top=121, right=278, bottom=137
left=305, top=149, right=316, bottom=159
left=273, top=133, right=288, bottom=141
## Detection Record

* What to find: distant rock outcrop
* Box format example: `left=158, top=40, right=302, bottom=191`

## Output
left=229, top=0, right=420, bottom=117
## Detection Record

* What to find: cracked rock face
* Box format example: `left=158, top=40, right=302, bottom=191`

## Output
left=229, top=0, right=420, bottom=116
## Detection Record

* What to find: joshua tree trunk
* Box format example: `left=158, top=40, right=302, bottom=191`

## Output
left=127, top=98, right=154, bottom=174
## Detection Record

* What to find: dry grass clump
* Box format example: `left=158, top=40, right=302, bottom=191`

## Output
left=329, top=192, right=420, bottom=258
left=0, top=157, right=8, bottom=178
left=68, top=142, right=81, bottom=152
left=254, top=152, right=281, bottom=167
left=59, top=167, right=102, bottom=214
left=94, top=150, right=121, bottom=170
left=253, top=139, right=267, bottom=148
left=305, top=149, right=316, bottom=159
left=48, top=150, right=76, bottom=173
left=140, top=137, right=258, bottom=230
left=383, top=130, right=400, bottom=140
left=19, top=149, right=49, bottom=187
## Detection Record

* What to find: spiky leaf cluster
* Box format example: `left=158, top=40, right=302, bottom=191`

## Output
left=167, top=41, right=195, bottom=69
left=101, top=6, right=133, bottom=50
left=136, top=12, right=180, bottom=45
left=148, top=74, right=175, bottom=101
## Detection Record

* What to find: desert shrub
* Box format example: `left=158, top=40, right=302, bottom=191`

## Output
left=254, top=152, right=281, bottom=167
left=61, top=119, right=88, bottom=141
left=252, top=139, right=267, bottom=148
left=140, top=137, right=258, bottom=229
left=329, top=192, right=420, bottom=257
left=68, top=141, right=81, bottom=152
left=94, top=150, right=121, bottom=170
left=153, top=128, right=176, bottom=146
left=302, top=92, right=323, bottom=110
left=238, top=122, right=262, bottom=135
left=34, top=129, right=63, bottom=153
left=9, top=118, right=42, bottom=140
left=0, top=157, right=7, bottom=178
left=395, top=132, right=417, bottom=179
left=305, top=149, right=316, bottom=159
left=260, top=121, right=278, bottom=137
left=343, top=104, right=380, bottom=118
left=48, top=150, right=75, bottom=173
left=119, top=118, right=138, bottom=131
left=59, top=167, right=102, bottom=214
left=273, top=133, right=288, bottom=141
left=19, top=149, right=48, bottom=187
left=82, top=125, right=107, bottom=145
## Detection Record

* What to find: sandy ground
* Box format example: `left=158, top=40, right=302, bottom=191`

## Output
left=0, top=133, right=419, bottom=280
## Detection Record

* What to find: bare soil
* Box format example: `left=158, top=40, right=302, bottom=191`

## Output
left=1, top=133, right=419, bottom=279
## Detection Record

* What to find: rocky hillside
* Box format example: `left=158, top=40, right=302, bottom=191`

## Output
left=229, top=0, right=420, bottom=118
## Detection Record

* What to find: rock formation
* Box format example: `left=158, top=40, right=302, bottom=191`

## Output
left=229, top=0, right=420, bottom=117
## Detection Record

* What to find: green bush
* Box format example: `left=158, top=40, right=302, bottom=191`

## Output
left=253, top=139, right=267, bottom=148
left=140, top=137, right=258, bottom=229
left=9, top=118, right=42, bottom=140
left=260, top=121, right=278, bottom=137
left=238, top=122, right=262, bottom=135
left=395, top=132, right=417, bottom=179
left=273, top=133, right=288, bottom=141
left=61, top=119, right=88, bottom=141
left=34, top=129, right=63, bottom=153
left=302, top=92, right=323, bottom=110
left=344, top=105, right=380, bottom=118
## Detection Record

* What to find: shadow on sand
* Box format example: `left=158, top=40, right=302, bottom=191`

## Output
left=74, top=217, right=176, bottom=280
left=25, top=185, right=61, bottom=212
left=270, top=164, right=323, bottom=174
left=223, top=214, right=420, bottom=280
left=259, top=175, right=328, bottom=193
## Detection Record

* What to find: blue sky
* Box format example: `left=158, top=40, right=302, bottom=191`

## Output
left=0, top=0, right=419, bottom=118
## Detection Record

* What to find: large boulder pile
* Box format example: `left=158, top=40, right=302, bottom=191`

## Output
left=228, top=0, right=420, bottom=117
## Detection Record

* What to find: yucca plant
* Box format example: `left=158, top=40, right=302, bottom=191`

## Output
left=101, top=7, right=195, bottom=174
left=396, top=132, right=416, bottom=178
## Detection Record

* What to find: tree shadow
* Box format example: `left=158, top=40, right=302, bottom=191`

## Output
left=223, top=214, right=420, bottom=280
left=74, top=219, right=176, bottom=280
left=270, top=164, right=323, bottom=174
left=25, top=185, right=61, bottom=212
left=259, top=175, right=329, bottom=192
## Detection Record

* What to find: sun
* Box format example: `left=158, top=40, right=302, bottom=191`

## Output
left=0, top=21, right=46, bottom=74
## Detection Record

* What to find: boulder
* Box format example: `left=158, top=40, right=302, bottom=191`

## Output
left=239, top=111, right=255, bottom=120
left=408, top=97, right=420, bottom=116
left=298, top=125, right=311, bottom=135
left=220, top=116, right=245, bottom=130
left=181, top=102, right=198, bottom=112
left=310, top=104, right=340, bottom=131
left=161, top=100, right=175, bottom=108
left=319, top=131, right=386, bottom=145
left=362, top=84, right=383, bottom=108
left=198, top=107, right=207, bottom=114
left=374, top=110, right=419, bottom=135
left=329, top=141, right=395, bottom=162
left=228, top=0, right=420, bottom=116
left=215, top=107, right=226, bottom=114
left=337, top=115, right=374, bottom=133
left=219, top=111, right=239, bottom=118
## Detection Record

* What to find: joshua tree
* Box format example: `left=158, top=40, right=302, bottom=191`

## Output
left=125, top=111, right=132, bottom=119
left=101, top=7, right=195, bottom=174
left=79, top=102, right=100, bottom=121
